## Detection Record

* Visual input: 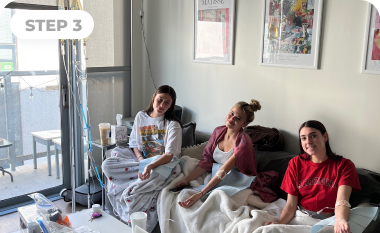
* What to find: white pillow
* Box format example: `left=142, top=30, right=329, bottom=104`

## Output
left=180, top=141, right=208, bottom=160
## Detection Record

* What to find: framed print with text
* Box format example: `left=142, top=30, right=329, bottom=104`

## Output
left=361, top=3, right=380, bottom=75
left=193, top=0, right=235, bottom=65
left=260, top=0, right=323, bottom=69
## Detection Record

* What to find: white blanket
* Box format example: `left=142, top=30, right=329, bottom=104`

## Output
left=157, top=156, right=329, bottom=233
left=102, top=148, right=181, bottom=233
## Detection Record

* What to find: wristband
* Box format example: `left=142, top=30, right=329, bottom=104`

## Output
left=199, top=190, right=204, bottom=196
left=335, top=200, right=351, bottom=208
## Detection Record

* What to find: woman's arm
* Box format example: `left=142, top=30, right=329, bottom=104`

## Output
left=265, top=194, right=298, bottom=225
left=200, top=153, right=235, bottom=194
left=163, top=121, right=182, bottom=158
left=133, top=148, right=144, bottom=162
left=178, top=153, right=236, bottom=208
left=176, top=166, right=207, bottom=187
left=139, top=153, right=174, bottom=180
left=334, top=185, right=352, bottom=233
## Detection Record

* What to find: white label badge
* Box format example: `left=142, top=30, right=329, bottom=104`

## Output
left=10, top=10, right=94, bottom=39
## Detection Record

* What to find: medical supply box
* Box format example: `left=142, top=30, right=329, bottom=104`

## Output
left=122, top=116, right=135, bottom=135
left=111, top=125, right=129, bottom=144
left=18, top=204, right=40, bottom=233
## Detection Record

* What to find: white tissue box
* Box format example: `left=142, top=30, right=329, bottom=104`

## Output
left=111, top=125, right=128, bottom=144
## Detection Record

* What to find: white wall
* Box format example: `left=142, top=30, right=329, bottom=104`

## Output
left=131, top=0, right=144, bottom=116
left=131, top=0, right=380, bottom=172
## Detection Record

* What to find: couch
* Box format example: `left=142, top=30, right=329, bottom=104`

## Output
left=106, top=129, right=380, bottom=232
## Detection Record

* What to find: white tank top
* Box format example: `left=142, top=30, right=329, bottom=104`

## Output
left=203, top=144, right=236, bottom=184
left=213, top=144, right=234, bottom=165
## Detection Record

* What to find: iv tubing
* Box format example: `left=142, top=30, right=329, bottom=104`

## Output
left=80, top=104, right=104, bottom=187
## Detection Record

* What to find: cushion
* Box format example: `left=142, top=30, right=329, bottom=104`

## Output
left=181, top=141, right=208, bottom=161
left=350, top=168, right=380, bottom=208
left=182, top=122, right=196, bottom=148
left=195, top=131, right=212, bottom=144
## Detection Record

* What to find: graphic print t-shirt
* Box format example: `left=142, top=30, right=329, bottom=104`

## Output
left=128, top=111, right=182, bottom=158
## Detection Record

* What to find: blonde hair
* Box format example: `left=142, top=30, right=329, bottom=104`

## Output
left=234, top=99, right=261, bottom=125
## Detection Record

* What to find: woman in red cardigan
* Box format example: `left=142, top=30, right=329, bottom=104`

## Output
left=176, top=99, right=262, bottom=208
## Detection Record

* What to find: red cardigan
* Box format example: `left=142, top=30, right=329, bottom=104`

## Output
left=198, top=126, right=278, bottom=202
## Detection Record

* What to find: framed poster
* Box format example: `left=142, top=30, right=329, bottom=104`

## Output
left=361, top=4, right=380, bottom=75
left=193, top=0, right=235, bottom=65
left=260, top=0, right=323, bottom=69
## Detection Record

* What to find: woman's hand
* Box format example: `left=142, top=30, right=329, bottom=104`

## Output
left=334, top=219, right=351, bottom=233
left=175, top=178, right=189, bottom=187
left=139, top=164, right=152, bottom=180
left=178, top=192, right=202, bottom=208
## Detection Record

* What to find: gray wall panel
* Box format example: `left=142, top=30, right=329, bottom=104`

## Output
left=87, top=71, right=131, bottom=172
left=83, top=0, right=114, bottom=67
left=83, top=0, right=130, bottom=68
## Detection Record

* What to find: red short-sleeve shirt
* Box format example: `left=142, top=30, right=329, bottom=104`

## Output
left=281, top=155, right=361, bottom=212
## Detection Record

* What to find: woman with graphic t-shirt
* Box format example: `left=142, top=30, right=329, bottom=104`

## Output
left=129, top=85, right=183, bottom=180
left=265, top=120, right=361, bottom=233
left=102, top=85, right=182, bottom=232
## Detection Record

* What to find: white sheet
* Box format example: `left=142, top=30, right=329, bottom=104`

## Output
left=157, top=156, right=329, bottom=233
left=102, top=148, right=181, bottom=233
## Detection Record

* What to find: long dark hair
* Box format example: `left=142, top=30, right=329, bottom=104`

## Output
left=144, top=85, right=182, bottom=127
left=298, top=120, right=342, bottom=160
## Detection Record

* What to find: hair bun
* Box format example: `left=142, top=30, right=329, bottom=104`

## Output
left=250, top=99, right=261, bottom=112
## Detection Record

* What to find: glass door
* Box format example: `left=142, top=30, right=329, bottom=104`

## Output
left=0, top=7, right=70, bottom=210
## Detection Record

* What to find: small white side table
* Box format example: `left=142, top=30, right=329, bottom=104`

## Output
left=0, top=139, right=14, bottom=182
left=91, top=140, right=117, bottom=211
left=69, top=209, right=132, bottom=232
left=52, top=138, right=61, bottom=179
left=31, top=130, right=61, bottom=176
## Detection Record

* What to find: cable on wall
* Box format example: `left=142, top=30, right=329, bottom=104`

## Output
left=141, top=0, right=157, bottom=90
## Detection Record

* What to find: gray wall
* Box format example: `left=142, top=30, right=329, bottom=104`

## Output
left=131, top=0, right=144, bottom=116
left=84, top=0, right=131, bottom=68
left=83, top=0, right=132, bottom=173
left=132, top=0, right=380, bottom=172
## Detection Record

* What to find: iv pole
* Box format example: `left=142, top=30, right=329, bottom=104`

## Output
left=59, top=0, right=77, bottom=213
left=59, top=0, right=91, bottom=214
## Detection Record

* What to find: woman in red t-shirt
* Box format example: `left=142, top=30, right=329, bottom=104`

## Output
left=265, top=120, right=361, bottom=233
